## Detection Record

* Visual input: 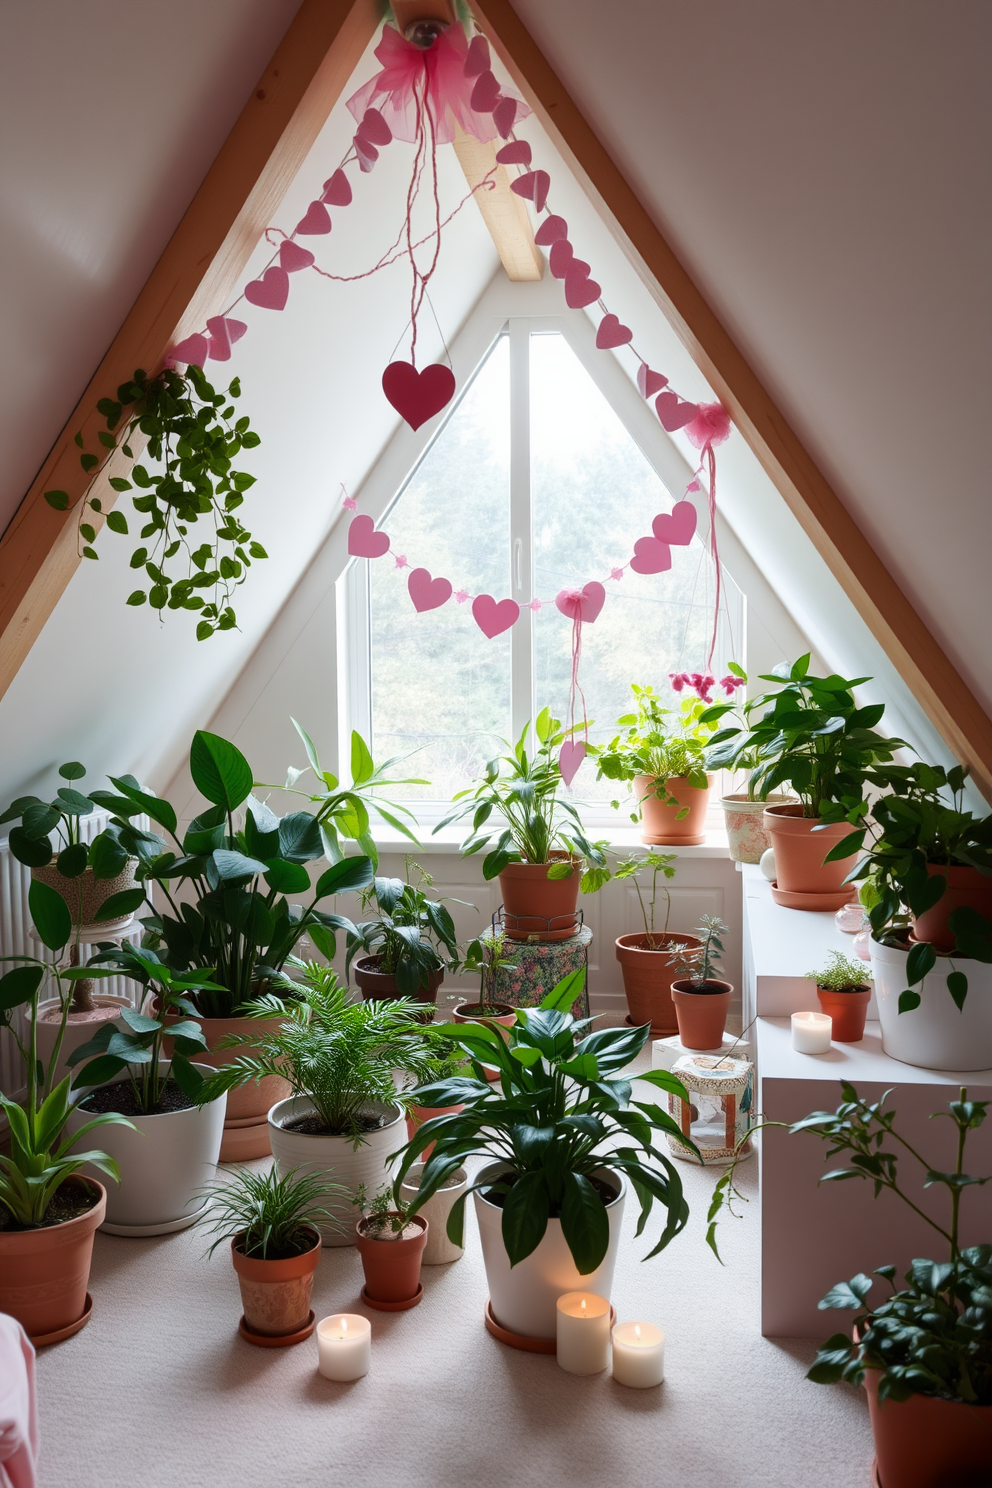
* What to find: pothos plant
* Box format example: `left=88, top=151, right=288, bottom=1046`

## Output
left=593, top=683, right=720, bottom=819
left=43, top=364, right=264, bottom=639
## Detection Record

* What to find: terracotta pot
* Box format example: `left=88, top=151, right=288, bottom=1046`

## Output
left=671, top=979, right=733, bottom=1051
left=615, top=932, right=703, bottom=1034
left=353, top=956, right=443, bottom=1014
left=31, top=861, right=137, bottom=929
left=636, top=774, right=712, bottom=846
left=763, top=804, right=857, bottom=908
left=864, top=1366, right=992, bottom=1488
left=405, top=1102, right=465, bottom=1158
left=816, top=984, right=871, bottom=1041
left=454, top=1001, right=515, bottom=1082
left=720, top=793, right=794, bottom=863
left=231, top=1226, right=321, bottom=1338
left=912, top=864, right=992, bottom=953
left=498, top=854, right=581, bottom=941
left=0, top=1177, right=105, bottom=1340
left=355, top=1213, right=428, bottom=1308
left=165, top=1011, right=290, bottom=1161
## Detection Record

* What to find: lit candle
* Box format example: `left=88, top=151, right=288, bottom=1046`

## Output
left=791, top=1010, right=832, bottom=1054
left=611, top=1321, right=665, bottom=1388
left=556, top=1292, right=611, bottom=1375
left=316, top=1314, right=371, bottom=1381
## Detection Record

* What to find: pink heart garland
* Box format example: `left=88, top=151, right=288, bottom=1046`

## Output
left=472, top=594, right=519, bottom=639
left=470, top=70, right=501, bottom=113
left=355, top=139, right=378, bottom=172
left=630, top=536, right=672, bottom=575
left=510, top=170, right=550, bottom=213
left=596, top=314, right=632, bottom=350
left=559, top=740, right=586, bottom=787
left=279, top=240, right=314, bottom=273
left=348, top=514, right=390, bottom=559
left=205, top=315, right=247, bottom=362
left=169, top=333, right=209, bottom=366
left=637, top=364, right=668, bottom=399
left=322, top=169, right=352, bottom=206
left=493, top=97, right=517, bottom=138
left=382, top=361, right=456, bottom=431
left=534, top=214, right=567, bottom=246
left=358, top=107, right=392, bottom=148
left=408, top=567, right=453, bottom=613
left=652, top=500, right=697, bottom=545
left=244, top=266, right=289, bottom=311
left=555, top=581, right=605, bottom=624
left=655, top=391, right=700, bottom=432
left=549, top=239, right=574, bottom=279
left=564, top=264, right=601, bottom=309
left=464, top=34, right=491, bottom=77
left=297, top=200, right=331, bottom=235
left=496, top=140, right=531, bottom=166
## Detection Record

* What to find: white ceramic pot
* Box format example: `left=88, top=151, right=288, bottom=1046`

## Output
left=31, top=994, right=128, bottom=1088
left=720, top=794, right=794, bottom=864
left=65, top=1061, right=226, bottom=1235
left=400, top=1163, right=468, bottom=1264
left=870, top=936, right=992, bottom=1071
left=473, top=1161, right=626, bottom=1340
left=268, top=1095, right=405, bottom=1248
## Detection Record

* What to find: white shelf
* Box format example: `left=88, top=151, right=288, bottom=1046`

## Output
left=756, top=1016, right=992, bottom=1086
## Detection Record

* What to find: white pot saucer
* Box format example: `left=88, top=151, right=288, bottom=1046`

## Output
left=99, top=1200, right=210, bottom=1238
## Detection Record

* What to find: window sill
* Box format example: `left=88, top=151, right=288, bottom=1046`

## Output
left=369, top=822, right=733, bottom=860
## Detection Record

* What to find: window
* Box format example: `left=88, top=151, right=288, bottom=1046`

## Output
left=346, top=317, right=742, bottom=822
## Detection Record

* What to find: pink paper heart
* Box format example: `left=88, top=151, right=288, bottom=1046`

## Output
left=510, top=170, right=550, bottom=212
left=534, top=214, right=567, bottom=246
left=564, top=264, right=601, bottom=309
left=382, top=360, right=456, bottom=431
left=205, top=315, right=247, bottom=362
left=408, top=567, right=453, bottom=613
left=358, top=107, right=392, bottom=148
left=493, top=97, right=517, bottom=138
left=472, top=594, right=519, bottom=639
left=549, top=239, right=573, bottom=279
left=652, top=500, right=697, bottom=545
left=279, top=240, right=314, bottom=273
left=630, top=536, right=672, bottom=575
left=244, top=266, right=289, bottom=311
left=496, top=140, right=531, bottom=166
left=655, top=392, right=700, bottom=432
left=596, top=313, right=632, bottom=350
left=355, top=139, right=378, bottom=172
left=322, top=169, right=352, bottom=206
left=170, top=333, right=209, bottom=366
left=348, top=514, right=390, bottom=559
left=555, top=581, right=606, bottom=624
left=297, top=200, right=331, bottom=235
left=637, top=364, right=668, bottom=398
left=559, top=740, right=586, bottom=787
left=464, top=34, right=491, bottom=77
left=470, top=70, right=501, bottom=113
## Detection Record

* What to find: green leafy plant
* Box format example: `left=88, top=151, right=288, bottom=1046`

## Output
left=609, top=851, right=677, bottom=946
left=393, top=969, right=698, bottom=1273
left=352, top=1182, right=413, bottom=1238
left=43, top=365, right=264, bottom=638
left=593, top=684, right=719, bottom=820
left=198, top=1165, right=347, bottom=1260
left=805, top=950, right=870, bottom=992
left=458, top=928, right=518, bottom=1014
left=344, top=860, right=478, bottom=996
left=666, top=915, right=728, bottom=988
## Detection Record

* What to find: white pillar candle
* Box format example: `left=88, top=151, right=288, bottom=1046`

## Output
left=316, top=1314, right=371, bottom=1381
left=556, top=1292, right=611, bottom=1374
left=791, top=1011, right=832, bottom=1054
left=611, top=1321, right=665, bottom=1388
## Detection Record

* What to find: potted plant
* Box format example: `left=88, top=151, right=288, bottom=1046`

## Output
left=196, top=961, right=436, bottom=1246
left=345, top=859, right=472, bottom=1013
left=198, top=1165, right=345, bottom=1346
left=695, top=669, right=795, bottom=861
left=399, top=1162, right=468, bottom=1265
left=666, top=916, right=733, bottom=1051
left=593, top=683, right=720, bottom=846
left=65, top=944, right=228, bottom=1235
left=0, top=879, right=130, bottom=1341
left=804, top=950, right=872, bottom=1042
left=394, top=969, right=698, bottom=1343
left=451, top=930, right=519, bottom=1080
left=436, top=709, right=608, bottom=941
left=611, top=851, right=703, bottom=1034
left=404, top=1037, right=471, bottom=1155
left=352, top=1184, right=429, bottom=1310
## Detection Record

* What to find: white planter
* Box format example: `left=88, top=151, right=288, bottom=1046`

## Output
left=268, top=1096, right=405, bottom=1248
left=31, top=994, right=128, bottom=1088
left=473, top=1161, right=626, bottom=1340
left=720, top=794, right=794, bottom=864
left=400, top=1163, right=467, bottom=1264
left=870, top=937, right=992, bottom=1071
left=65, top=1061, right=226, bottom=1235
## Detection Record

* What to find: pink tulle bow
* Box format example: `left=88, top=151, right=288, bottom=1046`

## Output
left=685, top=402, right=732, bottom=451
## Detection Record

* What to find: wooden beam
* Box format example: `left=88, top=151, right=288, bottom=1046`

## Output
left=0, top=0, right=380, bottom=697
left=452, top=130, right=543, bottom=281
left=469, top=0, right=992, bottom=802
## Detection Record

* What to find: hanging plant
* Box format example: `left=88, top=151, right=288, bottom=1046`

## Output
left=44, top=363, right=265, bottom=640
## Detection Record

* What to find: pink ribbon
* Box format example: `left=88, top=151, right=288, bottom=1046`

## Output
left=685, top=403, right=732, bottom=670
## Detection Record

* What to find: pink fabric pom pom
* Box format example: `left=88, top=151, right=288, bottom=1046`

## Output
left=685, top=402, right=732, bottom=451
left=669, top=672, right=686, bottom=692
left=342, top=495, right=358, bottom=511
left=610, top=566, right=624, bottom=582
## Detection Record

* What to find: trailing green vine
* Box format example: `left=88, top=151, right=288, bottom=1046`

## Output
left=44, top=364, right=265, bottom=640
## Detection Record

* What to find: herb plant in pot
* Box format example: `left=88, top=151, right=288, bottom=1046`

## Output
left=452, top=930, right=518, bottom=1080
left=353, top=1185, right=429, bottom=1310
left=611, top=851, right=703, bottom=1034
left=667, top=917, right=733, bottom=1051
left=594, top=683, right=719, bottom=846
left=345, top=860, right=469, bottom=1013
left=804, top=951, right=872, bottom=1042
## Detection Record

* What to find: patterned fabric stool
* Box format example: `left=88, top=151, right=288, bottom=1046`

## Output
left=666, top=1054, right=754, bottom=1165
left=490, top=924, right=592, bottom=1020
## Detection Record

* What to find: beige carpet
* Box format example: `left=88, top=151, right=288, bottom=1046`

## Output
left=34, top=1065, right=875, bottom=1488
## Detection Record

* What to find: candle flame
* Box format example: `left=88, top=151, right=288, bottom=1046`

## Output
left=634, top=1324, right=641, bottom=1341
left=581, top=1299, right=587, bottom=1313
left=341, top=1318, right=348, bottom=1334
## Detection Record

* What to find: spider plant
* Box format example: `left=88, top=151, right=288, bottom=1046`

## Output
left=198, top=1165, right=348, bottom=1260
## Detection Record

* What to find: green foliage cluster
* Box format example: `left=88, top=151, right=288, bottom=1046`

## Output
left=666, top=915, right=728, bottom=988
left=344, top=860, right=479, bottom=997
left=353, top=1182, right=413, bottom=1238
left=594, top=684, right=718, bottom=820
left=804, top=950, right=871, bottom=992
left=199, top=1165, right=347, bottom=1260
left=608, top=851, right=677, bottom=944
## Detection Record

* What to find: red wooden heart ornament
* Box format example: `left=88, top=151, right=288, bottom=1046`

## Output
left=630, top=536, right=672, bottom=575
left=464, top=34, right=491, bottom=77
left=322, top=170, right=352, bottom=206
left=511, top=170, right=550, bottom=212
left=470, top=70, right=501, bottom=113
left=472, top=594, right=519, bottom=638
left=493, top=97, right=517, bottom=138
left=655, top=392, right=700, bottom=432
left=297, top=201, right=331, bottom=235
left=408, top=568, right=453, bottom=613
left=637, top=365, right=668, bottom=399
left=280, top=240, right=315, bottom=272
left=596, top=314, right=632, bottom=350
left=535, top=214, right=567, bottom=246
left=358, top=107, right=392, bottom=148
left=555, top=581, right=606, bottom=623
left=244, top=266, right=289, bottom=311
left=564, top=264, right=601, bottom=309
left=348, top=515, right=390, bottom=559
left=382, top=361, right=456, bottom=431
left=496, top=140, right=531, bottom=166
left=652, top=501, right=697, bottom=545
left=549, top=240, right=574, bottom=279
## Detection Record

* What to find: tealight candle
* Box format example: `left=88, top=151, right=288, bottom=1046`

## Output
left=611, top=1321, right=665, bottom=1388
left=316, top=1314, right=371, bottom=1381
left=791, top=1010, right=832, bottom=1054
left=556, top=1292, right=611, bottom=1375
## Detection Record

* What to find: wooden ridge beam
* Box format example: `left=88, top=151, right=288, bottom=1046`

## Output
left=452, top=130, right=542, bottom=281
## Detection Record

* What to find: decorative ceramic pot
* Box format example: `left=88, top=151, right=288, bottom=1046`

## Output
left=30, top=861, right=137, bottom=930
left=870, top=936, right=992, bottom=1071
left=763, top=804, right=857, bottom=909
left=670, top=979, right=733, bottom=1051
left=498, top=855, right=581, bottom=941
left=231, top=1226, right=321, bottom=1342
left=355, top=1214, right=428, bottom=1309
left=912, top=864, right=992, bottom=953
left=637, top=774, right=712, bottom=846
left=815, top=984, right=871, bottom=1042
left=0, top=1177, right=105, bottom=1342
left=400, top=1163, right=468, bottom=1264
left=615, top=932, right=703, bottom=1034
left=720, top=794, right=793, bottom=864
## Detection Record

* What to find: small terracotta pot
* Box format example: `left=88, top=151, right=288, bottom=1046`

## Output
left=405, top=1102, right=465, bottom=1158
left=912, top=863, right=992, bottom=953
left=0, top=1177, right=105, bottom=1341
left=720, top=794, right=794, bottom=863
left=637, top=774, right=712, bottom=846
left=763, top=804, right=857, bottom=908
left=498, top=854, right=581, bottom=941
left=454, top=1001, right=515, bottom=1081
left=31, top=861, right=137, bottom=929
left=816, top=984, right=871, bottom=1041
left=164, top=1011, right=290, bottom=1161
left=355, top=1214, right=428, bottom=1307
left=353, top=955, right=444, bottom=1010
left=615, top=932, right=703, bottom=1034
left=671, top=979, right=733, bottom=1051
left=231, top=1226, right=321, bottom=1338
left=863, top=1365, right=992, bottom=1488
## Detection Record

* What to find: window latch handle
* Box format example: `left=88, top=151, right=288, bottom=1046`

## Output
left=514, top=538, right=522, bottom=592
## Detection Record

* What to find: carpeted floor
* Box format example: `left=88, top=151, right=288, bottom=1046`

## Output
left=34, top=1062, right=875, bottom=1488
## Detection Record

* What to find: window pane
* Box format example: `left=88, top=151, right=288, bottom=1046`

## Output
left=369, top=336, right=512, bottom=799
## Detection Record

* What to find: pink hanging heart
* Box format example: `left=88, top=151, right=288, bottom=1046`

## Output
left=348, top=514, right=390, bottom=559
left=169, top=333, right=209, bottom=366
left=564, top=264, right=601, bottom=309
left=555, top=581, right=606, bottom=623
left=596, top=314, right=632, bottom=350
left=205, top=315, right=247, bottom=362
left=496, top=140, right=531, bottom=166
left=559, top=740, right=586, bottom=787
left=472, top=594, right=519, bottom=639
left=355, top=139, right=378, bottom=172
left=652, top=500, right=697, bottom=545
left=358, top=107, right=392, bottom=148
left=534, top=214, right=567, bottom=246
left=244, top=266, right=289, bottom=311
left=549, top=240, right=573, bottom=279
left=408, top=567, right=453, bottom=613
left=322, top=169, right=352, bottom=206
left=510, top=170, right=550, bottom=212
left=493, top=97, right=517, bottom=138
left=470, top=70, right=501, bottom=113
left=630, top=536, right=672, bottom=575
left=655, top=392, right=700, bottom=432
left=382, top=361, right=456, bottom=431
left=297, top=201, right=331, bottom=235
left=279, top=240, right=314, bottom=273
left=464, top=34, right=491, bottom=77
left=637, top=364, right=668, bottom=398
